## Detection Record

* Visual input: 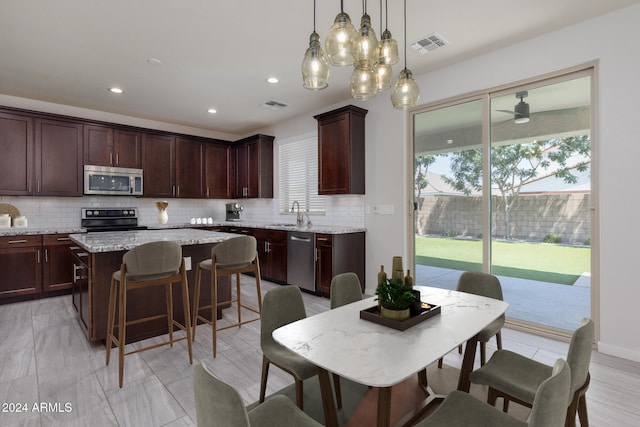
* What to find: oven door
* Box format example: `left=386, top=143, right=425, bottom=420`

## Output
left=84, top=165, right=143, bottom=195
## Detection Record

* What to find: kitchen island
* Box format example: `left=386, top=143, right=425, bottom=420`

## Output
left=69, top=228, right=239, bottom=343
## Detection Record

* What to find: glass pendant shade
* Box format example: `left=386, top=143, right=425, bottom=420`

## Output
left=391, top=68, right=420, bottom=109
left=325, top=12, right=357, bottom=66
left=376, top=63, right=392, bottom=91
left=378, top=29, right=399, bottom=65
left=302, top=31, right=330, bottom=90
left=350, top=66, right=377, bottom=100
left=352, top=14, right=379, bottom=69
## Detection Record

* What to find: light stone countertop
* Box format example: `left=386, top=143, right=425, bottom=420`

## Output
left=69, top=228, right=239, bottom=253
left=0, top=227, right=85, bottom=237
left=147, top=221, right=366, bottom=234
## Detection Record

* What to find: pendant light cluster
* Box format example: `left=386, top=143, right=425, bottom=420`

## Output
left=301, top=0, right=420, bottom=109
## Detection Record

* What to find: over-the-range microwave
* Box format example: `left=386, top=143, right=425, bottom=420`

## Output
left=84, top=165, right=143, bottom=196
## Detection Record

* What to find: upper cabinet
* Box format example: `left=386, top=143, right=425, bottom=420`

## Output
left=234, top=134, right=274, bottom=198
left=0, top=111, right=82, bottom=196
left=142, top=134, right=204, bottom=198
left=84, top=125, right=141, bottom=168
left=35, top=118, right=83, bottom=196
left=204, top=143, right=234, bottom=198
left=0, top=111, right=34, bottom=195
left=314, top=105, right=367, bottom=195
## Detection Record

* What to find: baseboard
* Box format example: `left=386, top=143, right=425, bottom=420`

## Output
left=598, top=341, right=640, bottom=363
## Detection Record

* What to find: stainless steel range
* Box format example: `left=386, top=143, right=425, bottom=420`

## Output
left=81, top=207, right=148, bottom=232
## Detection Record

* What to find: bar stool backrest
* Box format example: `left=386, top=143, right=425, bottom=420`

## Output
left=123, top=241, right=182, bottom=279
left=212, top=236, right=257, bottom=269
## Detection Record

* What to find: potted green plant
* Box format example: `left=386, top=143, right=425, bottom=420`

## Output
left=375, top=278, right=416, bottom=321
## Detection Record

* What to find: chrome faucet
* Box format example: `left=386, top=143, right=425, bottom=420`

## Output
left=291, top=201, right=303, bottom=227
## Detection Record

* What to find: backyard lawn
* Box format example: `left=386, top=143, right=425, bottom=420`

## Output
left=415, top=236, right=590, bottom=285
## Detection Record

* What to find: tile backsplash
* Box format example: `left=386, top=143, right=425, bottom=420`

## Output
left=0, top=195, right=365, bottom=229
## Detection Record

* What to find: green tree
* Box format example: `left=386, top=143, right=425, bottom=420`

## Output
left=442, top=135, right=590, bottom=239
left=414, top=154, right=437, bottom=202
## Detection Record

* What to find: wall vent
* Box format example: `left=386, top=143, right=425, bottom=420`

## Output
left=410, top=32, right=449, bottom=54
left=261, top=100, right=287, bottom=110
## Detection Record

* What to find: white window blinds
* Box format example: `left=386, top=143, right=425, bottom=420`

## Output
left=279, top=136, right=325, bottom=215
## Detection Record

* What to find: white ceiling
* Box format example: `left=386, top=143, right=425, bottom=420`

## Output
left=1, top=0, right=637, bottom=137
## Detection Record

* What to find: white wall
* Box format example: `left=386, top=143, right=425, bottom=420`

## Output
left=259, top=4, right=640, bottom=362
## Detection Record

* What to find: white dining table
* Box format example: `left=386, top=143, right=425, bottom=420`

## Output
left=273, top=286, right=509, bottom=427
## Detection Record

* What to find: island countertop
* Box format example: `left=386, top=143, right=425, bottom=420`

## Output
left=69, top=228, right=239, bottom=253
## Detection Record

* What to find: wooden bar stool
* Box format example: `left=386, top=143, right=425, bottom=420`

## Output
left=105, top=241, right=193, bottom=388
left=192, top=235, right=262, bottom=357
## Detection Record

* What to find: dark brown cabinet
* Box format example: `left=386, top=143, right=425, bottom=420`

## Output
left=254, top=229, right=287, bottom=283
left=0, top=111, right=33, bottom=195
left=204, top=143, right=233, bottom=198
left=0, top=112, right=82, bottom=196
left=315, top=105, right=367, bottom=195
left=0, top=235, right=42, bottom=299
left=43, top=234, right=74, bottom=292
left=234, top=134, right=274, bottom=198
left=142, top=134, right=204, bottom=198
left=315, top=232, right=365, bottom=297
left=35, top=118, right=83, bottom=196
left=84, top=125, right=141, bottom=168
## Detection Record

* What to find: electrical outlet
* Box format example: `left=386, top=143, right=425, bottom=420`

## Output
left=378, top=204, right=394, bottom=215
left=183, top=257, right=192, bottom=271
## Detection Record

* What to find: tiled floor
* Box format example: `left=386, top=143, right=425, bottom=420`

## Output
left=1, top=278, right=639, bottom=426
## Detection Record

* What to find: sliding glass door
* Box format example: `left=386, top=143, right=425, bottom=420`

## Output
left=413, top=71, right=592, bottom=333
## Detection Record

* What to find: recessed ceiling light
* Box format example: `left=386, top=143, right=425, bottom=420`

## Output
left=266, top=77, right=279, bottom=84
left=207, top=108, right=217, bottom=114
left=447, top=139, right=454, bottom=144
left=109, top=87, right=124, bottom=94
left=147, top=58, right=162, bottom=65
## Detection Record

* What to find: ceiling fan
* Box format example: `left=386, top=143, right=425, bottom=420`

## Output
left=496, top=91, right=530, bottom=124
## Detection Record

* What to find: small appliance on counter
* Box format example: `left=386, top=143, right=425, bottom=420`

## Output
left=225, top=203, right=243, bottom=221
left=0, top=214, right=10, bottom=228
left=12, top=216, right=28, bottom=228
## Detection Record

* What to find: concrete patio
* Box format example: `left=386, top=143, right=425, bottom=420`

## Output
left=414, top=264, right=591, bottom=332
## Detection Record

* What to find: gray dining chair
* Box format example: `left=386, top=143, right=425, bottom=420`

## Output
left=438, top=271, right=505, bottom=368
left=193, top=362, right=322, bottom=427
left=329, top=272, right=363, bottom=408
left=470, top=317, right=594, bottom=427
left=258, top=286, right=322, bottom=410
left=416, top=358, right=571, bottom=427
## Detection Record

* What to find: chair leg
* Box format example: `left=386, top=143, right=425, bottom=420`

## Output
left=181, top=266, right=193, bottom=364
left=295, top=378, right=304, bottom=410
left=166, top=283, right=174, bottom=346
left=212, top=269, right=218, bottom=358
left=480, top=341, right=487, bottom=366
left=236, top=272, right=242, bottom=327
left=259, top=357, right=270, bottom=403
left=105, top=277, right=117, bottom=365
left=437, top=358, right=443, bottom=369
left=333, top=373, right=343, bottom=409
left=117, top=278, right=127, bottom=388
left=458, top=344, right=463, bottom=354
left=192, top=265, right=202, bottom=341
left=496, top=330, right=503, bottom=350
left=254, top=257, right=263, bottom=314
left=577, top=394, right=589, bottom=427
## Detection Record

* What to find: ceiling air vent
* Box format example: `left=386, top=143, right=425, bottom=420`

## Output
left=410, top=32, right=449, bottom=55
left=261, top=100, right=287, bottom=110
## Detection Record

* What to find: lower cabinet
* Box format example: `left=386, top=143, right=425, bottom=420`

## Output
left=0, top=235, right=42, bottom=299
left=0, top=233, right=75, bottom=302
left=254, top=229, right=287, bottom=284
left=315, top=232, right=365, bottom=297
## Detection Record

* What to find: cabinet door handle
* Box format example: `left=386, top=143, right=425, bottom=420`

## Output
left=8, top=239, right=28, bottom=244
left=57, top=237, right=71, bottom=241
left=207, top=187, right=210, bottom=197
left=73, top=264, right=81, bottom=282
left=115, top=153, right=119, bottom=165
left=315, top=248, right=319, bottom=261
left=317, top=237, right=329, bottom=242
left=109, top=153, right=113, bottom=165
left=172, top=185, right=176, bottom=196
left=77, top=252, right=88, bottom=258
left=36, top=249, right=41, bottom=264
left=37, top=180, right=41, bottom=193
left=45, top=249, right=49, bottom=263
left=28, top=180, right=31, bottom=193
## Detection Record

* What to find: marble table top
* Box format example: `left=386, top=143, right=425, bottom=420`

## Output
left=273, top=286, right=509, bottom=388
left=69, top=228, right=239, bottom=253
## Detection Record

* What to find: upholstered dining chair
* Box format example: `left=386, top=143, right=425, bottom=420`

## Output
left=105, top=241, right=193, bottom=388
left=193, top=362, right=322, bottom=427
left=259, top=285, right=333, bottom=410
left=192, top=235, right=262, bottom=358
left=470, top=317, right=594, bottom=427
left=416, top=358, right=572, bottom=427
left=438, top=271, right=505, bottom=369
left=329, top=272, right=363, bottom=408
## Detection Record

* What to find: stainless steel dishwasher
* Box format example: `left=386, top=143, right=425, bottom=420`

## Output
left=287, top=231, right=316, bottom=292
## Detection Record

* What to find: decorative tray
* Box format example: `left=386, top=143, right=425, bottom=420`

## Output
left=360, top=303, right=441, bottom=331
